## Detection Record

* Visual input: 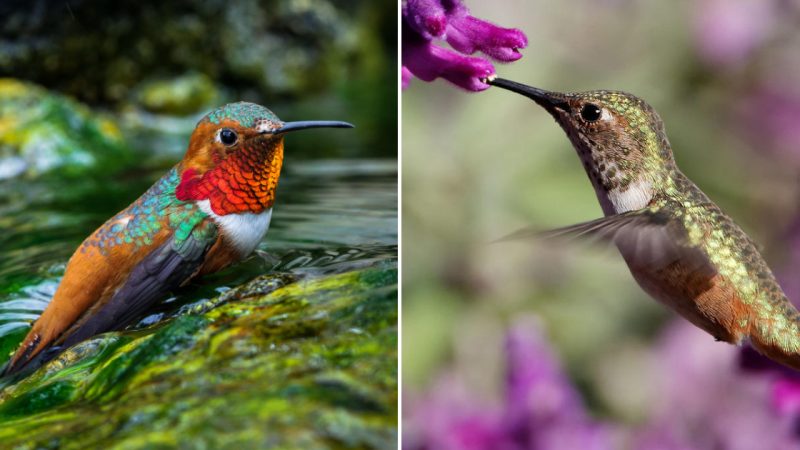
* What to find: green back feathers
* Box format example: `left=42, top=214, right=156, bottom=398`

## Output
left=200, top=102, right=280, bottom=128
left=83, top=169, right=216, bottom=255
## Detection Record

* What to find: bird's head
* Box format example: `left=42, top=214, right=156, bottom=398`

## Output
left=488, top=78, right=675, bottom=201
left=177, top=102, right=352, bottom=215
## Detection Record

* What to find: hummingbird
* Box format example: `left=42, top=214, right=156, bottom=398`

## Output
left=3, top=102, right=353, bottom=376
left=487, top=76, right=800, bottom=371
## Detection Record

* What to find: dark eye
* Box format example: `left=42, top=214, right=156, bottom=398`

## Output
left=580, top=104, right=602, bottom=122
left=219, top=128, right=238, bottom=146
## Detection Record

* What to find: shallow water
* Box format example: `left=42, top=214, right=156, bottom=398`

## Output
left=0, top=158, right=397, bottom=365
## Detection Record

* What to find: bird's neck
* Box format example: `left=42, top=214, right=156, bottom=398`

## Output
left=592, top=164, right=701, bottom=217
left=586, top=162, right=679, bottom=216
left=176, top=139, right=284, bottom=216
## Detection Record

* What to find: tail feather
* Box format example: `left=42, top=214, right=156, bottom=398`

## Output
left=3, top=344, right=63, bottom=378
left=750, top=329, right=800, bottom=371
left=3, top=332, right=43, bottom=376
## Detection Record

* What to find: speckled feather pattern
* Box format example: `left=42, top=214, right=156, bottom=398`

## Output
left=82, top=169, right=211, bottom=255
left=660, top=174, right=800, bottom=354
left=580, top=92, right=800, bottom=341
left=202, top=102, right=280, bottom=128
left=548, top=88, right=800, bottom=365
left=558, top=91, right=674, bottom=195
left=177, top=137, right=283, bottom=215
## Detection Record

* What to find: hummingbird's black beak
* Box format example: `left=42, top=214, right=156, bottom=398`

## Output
left=270, top=121, right=354, bottom=134
left=487, top=78, right=570, bottom=114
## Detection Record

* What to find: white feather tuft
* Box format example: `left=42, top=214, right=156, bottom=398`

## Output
left=196, top=199, right=272, bottom=256
left=607, top=179, right=653, bottom=213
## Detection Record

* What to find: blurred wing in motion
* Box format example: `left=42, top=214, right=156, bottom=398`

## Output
left=498, top=209, right=717, bottom=274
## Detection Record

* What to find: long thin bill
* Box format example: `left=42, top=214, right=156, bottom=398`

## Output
left=273, top=121, right=354, bottom=134
left=488, top=78, right=570, bottom=113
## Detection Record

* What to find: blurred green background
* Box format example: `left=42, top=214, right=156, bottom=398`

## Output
left=403, top=0, right=800, bottom=420
left=0, top=0, right=396, bottom=161
left=0, top=1, right=398, bottom=447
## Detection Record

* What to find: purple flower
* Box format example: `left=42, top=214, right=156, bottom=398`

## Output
left=403, top=375, right=506, bottom=450
left=635, top=321, right=798, bottom=450
left=404, top=0, right=449, bottom=40
left=503, top=321, right=611, bottom=450
left=446, top=14, right=527, bottom=63
left=402, top=0, right=528, bottom=91
left=402, top=66, right=414, bottom=89
left=403, top=27, right=496, bottom=92
left=773, top=378, right=800, bottom=416
left=403, top=317, right=612, bottom=450
left=405, top=315, right=800, bottom=449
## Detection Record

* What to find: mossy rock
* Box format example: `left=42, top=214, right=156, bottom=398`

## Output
left=0, top=267, right=398, bottom=449
left=0, top=79, right=131, bottom=179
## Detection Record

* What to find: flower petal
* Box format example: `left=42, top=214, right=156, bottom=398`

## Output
left=404, top=0, right=449, bottom=40
left=403, top=34, right=495, bottom=91
left=447, top=15, right=528, bottom=62
left=402, top=66, right=414, bottom=89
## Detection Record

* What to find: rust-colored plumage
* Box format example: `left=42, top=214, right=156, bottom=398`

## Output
left=490, top=77, right=800, bottom=371
left=176, top=120, right=285, bottom=215
left=4, top=103, right=352, bottom=376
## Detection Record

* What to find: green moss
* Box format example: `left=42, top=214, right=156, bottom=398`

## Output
left=0, top=380, right=75, bottom=419
left=0, top=267, right=397, bottom=449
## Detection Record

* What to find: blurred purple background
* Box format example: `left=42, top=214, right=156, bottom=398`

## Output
left=403, top=0, right=800, bottom=448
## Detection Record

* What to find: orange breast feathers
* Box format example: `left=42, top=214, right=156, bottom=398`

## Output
left=175, top=123, right=284, bottom=216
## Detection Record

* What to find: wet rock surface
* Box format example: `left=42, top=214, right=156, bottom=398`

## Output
left=0, top=267, right=398, bottom=449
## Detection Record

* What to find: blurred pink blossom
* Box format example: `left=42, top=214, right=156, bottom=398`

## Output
left=636, top=321, right=798, bottom=450
left=693, top=0, right=777, bottom=68
left=738, top=88, right=800, bottom=166
left=406, top=318, right=800, bottom=449
left=403, top=317, right=613, bottom=450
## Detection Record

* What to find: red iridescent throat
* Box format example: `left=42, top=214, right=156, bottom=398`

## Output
left=176, top=139, right=284, bottom=215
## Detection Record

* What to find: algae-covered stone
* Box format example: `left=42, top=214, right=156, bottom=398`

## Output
left=0, top=79, right=131, bottom=179
left=0, top=267, right=398, bottom=449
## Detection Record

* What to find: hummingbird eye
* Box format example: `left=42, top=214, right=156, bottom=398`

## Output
left=580, top=103, right=602, bottom=122
left=218, top=128, right=238, bottom=146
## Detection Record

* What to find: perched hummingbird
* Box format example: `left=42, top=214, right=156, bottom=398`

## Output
left=3, top=102, right=352, bottom=376
left=488, top=77, right=800, bottom=370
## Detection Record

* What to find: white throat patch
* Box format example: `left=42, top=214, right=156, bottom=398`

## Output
left=607, top=179, right=653, bottom=213
left=196, top=199, right=272, bottom=256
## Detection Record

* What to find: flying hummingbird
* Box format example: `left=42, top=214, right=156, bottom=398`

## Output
left=3, top=102, right=352, bottom=376
left=487, top=77, right=800, bottom=371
